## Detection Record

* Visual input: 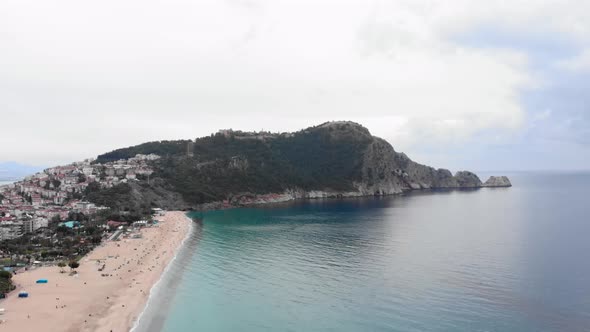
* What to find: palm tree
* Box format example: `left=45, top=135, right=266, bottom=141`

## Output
left=68, top=260, right=80, bottom=273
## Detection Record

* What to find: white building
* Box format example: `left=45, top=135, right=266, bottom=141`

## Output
left=23, top=217, right=47, bottom=233
left=23, top=219, right=34, bottom=233
left=0, top=221, right=24, bottom=240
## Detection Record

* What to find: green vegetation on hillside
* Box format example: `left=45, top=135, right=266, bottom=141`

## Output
left=85, top=182, right=151, bottom=218
left=96, top=140, right=191, bottom=162
left=93, top=123, right=374, bottom=206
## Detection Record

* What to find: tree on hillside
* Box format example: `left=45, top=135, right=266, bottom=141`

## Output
left=68, top=211, right=88, bottom=222
left=78, top=173, right=87, bottom=183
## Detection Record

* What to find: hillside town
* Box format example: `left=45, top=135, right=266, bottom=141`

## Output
left=0, top=154, right=160, bottom=243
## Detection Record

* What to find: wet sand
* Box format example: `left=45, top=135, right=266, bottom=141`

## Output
left=0, top=211, right=191, bottom=332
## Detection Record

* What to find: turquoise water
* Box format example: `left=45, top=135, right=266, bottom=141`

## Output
left=144, top=172, right=590, bottom=332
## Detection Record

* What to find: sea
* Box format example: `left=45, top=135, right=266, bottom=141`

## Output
left=135, top=172, right=590, bottom=332
left=0, top=180, right=13, bottom=186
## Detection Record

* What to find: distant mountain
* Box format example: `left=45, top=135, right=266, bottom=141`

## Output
left=0, top=161, right=45, bottom=181
left=89, top=121, right=490, bottom=212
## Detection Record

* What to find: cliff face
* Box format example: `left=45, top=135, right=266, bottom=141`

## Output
left=91, top=121, right=506, bottom=210
left=354, top=132, right=482, bottom=194
left=357, top=137, right=408, bottom=195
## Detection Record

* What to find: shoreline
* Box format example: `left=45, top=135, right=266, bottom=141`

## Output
left=0, top=211, right=191, bottom=332
left=190, top=186, right=487, bottom=212
left=130, top=213, right=195, bottom=332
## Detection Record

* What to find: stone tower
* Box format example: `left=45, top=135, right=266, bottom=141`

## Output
left=187, top=140, right=194, bottom=157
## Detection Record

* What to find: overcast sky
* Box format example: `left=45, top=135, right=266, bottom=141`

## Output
left=1, top=0, right=589, bottom=172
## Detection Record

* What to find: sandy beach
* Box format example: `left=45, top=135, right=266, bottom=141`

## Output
left=0, top=211, right=191, bottom=332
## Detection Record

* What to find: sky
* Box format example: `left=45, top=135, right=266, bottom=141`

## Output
left=1, top=0, right=589, bottom=172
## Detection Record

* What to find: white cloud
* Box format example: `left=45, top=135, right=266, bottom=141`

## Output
left=533, top=109, right=552, bottom=122
left=428, top=0, right=590, bottom=44
left=0, top=0, right=587, bottom=165
left=557, top=49, right=590, bottom=71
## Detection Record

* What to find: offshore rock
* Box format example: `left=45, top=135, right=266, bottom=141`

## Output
left=483, top=176, right=512, bottom=187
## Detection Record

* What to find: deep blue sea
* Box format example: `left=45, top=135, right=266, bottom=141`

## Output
left=136, top=172, right=590, bottom=332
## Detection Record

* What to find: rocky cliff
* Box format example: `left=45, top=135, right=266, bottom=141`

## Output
left=91, top=121, right=508, bottom=211
left=354, top=134, right=482, bottom=194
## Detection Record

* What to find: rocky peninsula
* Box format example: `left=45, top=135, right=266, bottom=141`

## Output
left=89, top=121, right=510, bottom=211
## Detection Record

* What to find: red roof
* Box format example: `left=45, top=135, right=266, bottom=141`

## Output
left=107, top=220, right=126, bottom=227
